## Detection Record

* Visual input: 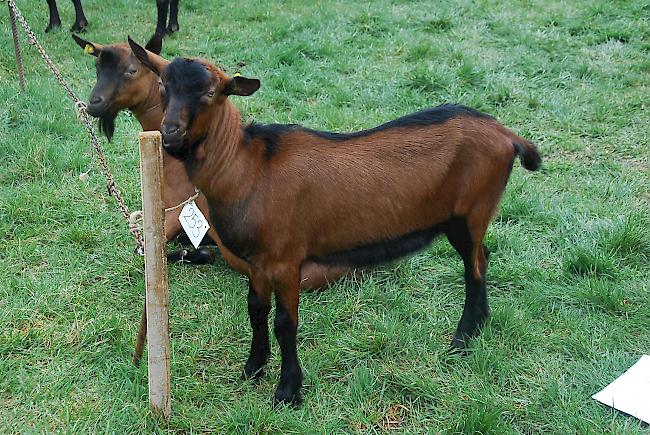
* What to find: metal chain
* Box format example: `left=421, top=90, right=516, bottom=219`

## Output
left=7, top=0, right=144, bottom=254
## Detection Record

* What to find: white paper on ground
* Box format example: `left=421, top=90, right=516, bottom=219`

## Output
left=592, top=355, right=650, bottom=424
left=178, top=201, right=210, bottom=249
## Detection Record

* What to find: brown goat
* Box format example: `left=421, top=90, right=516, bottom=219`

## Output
left=129, top=38, right=542, bottom=406
left=72, top=35, right=350, bottom=288
left=72, top=34, right=216, bottom=264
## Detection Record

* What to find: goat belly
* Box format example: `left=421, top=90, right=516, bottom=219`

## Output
left=307, top=222, right=448, bottom=268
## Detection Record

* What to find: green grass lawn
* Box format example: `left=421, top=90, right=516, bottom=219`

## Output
left=1, top=0, right=649, bottom=432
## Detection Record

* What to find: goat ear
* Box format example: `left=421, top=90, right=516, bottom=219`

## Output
left=72, top=34, right=102, bottom=57
left=144, top=32, right=163, bottom=56
left=223, top=76, right=261, bottom=97
left=128, top=36, right=169, bottom=76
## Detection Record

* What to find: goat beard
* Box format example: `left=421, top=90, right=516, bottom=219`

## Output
left=98, top=112, right=117, bottom=142
left=164, top=134, right=205, bottom=161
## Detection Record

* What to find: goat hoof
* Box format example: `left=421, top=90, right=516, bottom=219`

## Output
left=242, top=350, right=270, bottom=381
left=451, top=310, right=488, bottom=352
left=449, top=335, right=471, bottom=355
left=273, top=384, right=302, bottom=407
left=193, top=247, right=215, bottom=265
left=241, top=367, right=265, bottom=383
left=166, top=23, right=179, bottom=34
left=70, top=20, right=88, bottom=33
left=166, top=249, right=188, bottom=263
left=45, top=21, right=61, bottom=33
left=242, top=361, right=267, bottom=382
left=168, top=248, right=214, bottom=265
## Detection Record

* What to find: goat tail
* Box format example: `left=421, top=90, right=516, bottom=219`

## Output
left=510, top=133, right=542, bottom=171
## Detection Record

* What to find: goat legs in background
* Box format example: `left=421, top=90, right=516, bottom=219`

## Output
left=155, top=0, right=180, bottom=36
left=167, top=0, right=179, bottom=33
left=45, top=0, right=88, bottom=33
left=45, top=0, right=62, bottom=32
left=46, top=1, right=178, bottom=36
left=70, top=0, right=88, bottom=32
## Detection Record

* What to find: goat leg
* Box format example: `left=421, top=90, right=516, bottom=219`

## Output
left=166, top=0, right=179, bottom=34
left=272, top=270, right=303, bottom=406
left=45, top=0, right=62, bottom=32
left=132, top=303, right=147, bottom=366
left=70, top=0, right=88, bottom=32
left=155, top=0, right=170, bottom=36
left=242, top=278, right=271, bottom=380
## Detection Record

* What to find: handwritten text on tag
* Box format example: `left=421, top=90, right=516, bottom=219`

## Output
left=179, top=201, right=210, bottom=249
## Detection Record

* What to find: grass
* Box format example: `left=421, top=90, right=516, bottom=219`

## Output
left=1, top=0, right=649, bottom=432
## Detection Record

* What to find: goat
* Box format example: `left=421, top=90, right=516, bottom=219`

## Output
left=72, top=35, right=350, bottom=288
left=71, top=34, right=214, bottom=264
left=46, top=0, right=88, bottom=32
left=129, top=38, right=542, bottom=406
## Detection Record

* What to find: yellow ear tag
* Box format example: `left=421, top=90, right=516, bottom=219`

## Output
left=84, top=44, right=95, bottom=55
left=233, top=72, right=241, bottom=77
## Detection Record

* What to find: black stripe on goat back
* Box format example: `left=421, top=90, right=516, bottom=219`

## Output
left=307, top=104, right=493, bottom=141
left=243, top=123, right=297, bottom=159
left=244, top=104, right=493, bottom=158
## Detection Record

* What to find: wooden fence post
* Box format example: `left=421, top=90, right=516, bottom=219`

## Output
left=139, top=131, right=171, bottom=418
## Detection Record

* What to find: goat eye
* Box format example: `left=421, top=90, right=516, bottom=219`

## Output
left=125, top=68, right=137, bottom=76
left=207, top=90, right=215, bottom=98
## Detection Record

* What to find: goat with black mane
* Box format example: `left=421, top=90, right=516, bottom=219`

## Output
left=129, top=38, right=541, bottom=406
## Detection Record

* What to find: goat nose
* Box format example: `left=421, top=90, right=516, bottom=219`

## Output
left=89, top=96, right=103, bottom=105
left=163, top=124, right=179, bottom=135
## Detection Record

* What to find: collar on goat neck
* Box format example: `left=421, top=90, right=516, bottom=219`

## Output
left=130, top=77, right=163, bottom=132
left=191, top=98, right=254, bottom=202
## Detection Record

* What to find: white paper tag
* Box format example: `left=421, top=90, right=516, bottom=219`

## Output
left=179, top=201, right=210, bottom=249
left=592, top=355, right=650, bottom=424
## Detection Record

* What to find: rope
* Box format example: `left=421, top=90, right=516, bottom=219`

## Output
left=163, top=188, right=201, bottom=213
left=128, top=211, right=144, bottom=236
left=128, top=188, right=201, bottom=240
left=8, top=0, right=26, bottom=91
left=7, top=0, right=144, bottom=254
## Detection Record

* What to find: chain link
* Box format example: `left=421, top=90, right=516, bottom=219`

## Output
left=7, top=0, right=144, bottom=254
